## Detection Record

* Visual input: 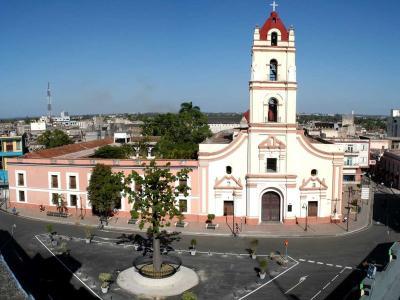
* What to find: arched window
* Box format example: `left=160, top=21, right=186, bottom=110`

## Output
left=226, top=166, right=232, bottom=174
left=311, top=169, right=318, bottom=176
left=268, top=98, right=278, bottom=122
left=269, top=59, right=278, bottom=81
left=271, top=32, right=278, bottom=46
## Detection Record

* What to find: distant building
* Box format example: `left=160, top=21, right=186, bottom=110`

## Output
left=387, top=109, right=400, bottom=137
left=378, top=150, right=400, bottom=188
left=52, top=111, right=78, bottom=127
left=207, top=115, right=243, bottom=134
left=30, top=122, right=47, bottom=132
left=0, top=134, right=26, bottom=186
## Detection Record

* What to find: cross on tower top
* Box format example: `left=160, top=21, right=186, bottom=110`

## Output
left=270, top=1, right=278, bottom=12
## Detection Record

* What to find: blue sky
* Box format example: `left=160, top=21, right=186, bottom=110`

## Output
left=1, top=0, right=399, bottom=118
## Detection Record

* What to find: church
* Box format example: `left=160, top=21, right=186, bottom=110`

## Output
left=7, top=4, right=345, bottom=226
left=198, top=5, right=344, bottom=225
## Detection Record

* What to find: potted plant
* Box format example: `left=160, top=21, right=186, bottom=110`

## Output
left=190, top=239, right=197, bottom=256
left=99, top=272, right=112, bottom=294
left=128, top=210, right=139, bottom=225
left=84, top=226, right=93, bottom=244
left=176, top=215, right=186, bottom=227
left=46, top=224, right=54, bottom=239
left=206, top=214, right=216, bottom=229
left=250, top=239, right=258, bottom=259
left=258, top=258, right=268, bottom=279
left=182, top=290, right=197, bottom=300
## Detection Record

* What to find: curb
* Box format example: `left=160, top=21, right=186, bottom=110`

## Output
left=0, top=208, right=372, bottom=239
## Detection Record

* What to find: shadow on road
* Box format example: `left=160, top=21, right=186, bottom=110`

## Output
left=325, top=242, right=392, bottom=300
left=373, top=192, right=400, bottom=232
left=0, top=230, right=97, bottom=300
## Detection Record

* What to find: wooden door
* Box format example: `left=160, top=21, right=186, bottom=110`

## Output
left=308, top=201, right=318, bottom=217
left=261, top=192, right=280, bottom=222
left=224, top=201, right=234, bottom=216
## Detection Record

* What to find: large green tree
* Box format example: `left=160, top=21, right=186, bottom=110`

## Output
left=87, top=164, right=124, bottom=220
left=37, top=129, right=73, bottom=149
left=125, top=160, right=191, bottom=272
left=141, top=102, right=212, bottom=159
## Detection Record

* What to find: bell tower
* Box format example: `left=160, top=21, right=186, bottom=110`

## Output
left=249, top=3, right=296, bottom=125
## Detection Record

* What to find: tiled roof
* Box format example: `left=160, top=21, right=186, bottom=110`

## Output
left=24, top=138, right=113, bottom=159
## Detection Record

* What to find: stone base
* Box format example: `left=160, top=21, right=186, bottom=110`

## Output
left=117, top=266, right=199, bottom=297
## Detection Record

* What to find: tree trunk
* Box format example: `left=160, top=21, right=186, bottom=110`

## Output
left=153, top=236, right=162, bottom=272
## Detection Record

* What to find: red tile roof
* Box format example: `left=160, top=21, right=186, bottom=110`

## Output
left=24, top=138, right=113, bottom=159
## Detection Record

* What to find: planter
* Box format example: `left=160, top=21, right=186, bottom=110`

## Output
left=190, top=249, right=196, bottom=256
left=85, top=238, right=91, bottom=244
left=127, top=218, right=137, bottom=225
left=133, top=243, right=140, bottom=251
left=259, top=272, right=266, bottom=280
left=206, top=223, right=218, bottom=230
left=251, top=253, right=257, bottom=260
left=175, top=221, right=187, bottom=228
left=51, top=240, right=58, bottom=247
left=101, top=286, right=109, bottom=294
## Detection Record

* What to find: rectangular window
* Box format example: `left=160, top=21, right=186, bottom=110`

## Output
left=6, top=142, right=13, bottom=152
left=179, top=178, right=188, bottom=187
left=51, top=193, right=59, bottom=205
left=51, top=175, right=58, bottom=188
left=179, top=199, right=187, bottom=213
left=69, top=176, right=77, bottom=189
left=70, top=194, right=78, bottom=207
left=288, top=204, right=292, bottom=212
left=18, top=190, right=25, bottom=202
left=266, top=158, right=277, bottom=172
left=16, top=141, right=22, bottom=151
left=18, top=173, right=24, bottom=186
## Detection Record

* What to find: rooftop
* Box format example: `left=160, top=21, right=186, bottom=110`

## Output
left=24, top=138, right=113, bottom=159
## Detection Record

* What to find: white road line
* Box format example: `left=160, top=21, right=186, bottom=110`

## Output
left=308, top=260, right=315, bottom=263
left=336, top=265, right=342, bottom=268
left=331, top=275, right=339, bottom=282
left=340, top=268, right=346, bottom=274
left=239, top=256, right=299, bottom=300
left=310, top=290, right=321, bottom=300
left=317, top=262, right=323, bottom=265
left=322, top=282, right=331, bottom=290
left=345, top=266, right=352, bottom=269
left=299, top=258, right=305, bottom=261
left=34, top=235, right=103, bottom=300
left=326, top=263, right=333, bottom=267
left=284, top=275, right=308, bottom=294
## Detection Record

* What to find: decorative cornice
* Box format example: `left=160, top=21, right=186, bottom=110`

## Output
left=258, top=135, right=286, bottom=150
left=214, top=175, right=243, bottom=190
left=299, top=176, right=328, bottom=191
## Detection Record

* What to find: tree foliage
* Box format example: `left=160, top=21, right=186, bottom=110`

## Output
left=37, top=129, right=73, bottom=149
left=141, top=102, right=212, bottom=159
left=93, top=144, right=133, bottom=159
left=87, top=164, right=124, bottom=217
left=124, top=160, right=191, bottom=271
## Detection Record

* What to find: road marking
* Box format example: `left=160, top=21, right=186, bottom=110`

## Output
left=322, top=282, right=331, bottom=290
left=308, top=260, right=315, bottom=263
left=239, top=256, right=299, bottom=300
left=299, top=258, right=305, bottom=261
left=340, top=268, right=346, bottom=274
left=345, top=266, right=352, bottom=269
left=284, top=275, right=308, bottom=294
left=326, top=263, right=333, bottom=267
left=34, top=235, right=103, bottom=300
left=310, top=290, right=321, bottom=300
left=317, top=262, right=323, bottom=265
left=336, top=265, right=342, bottom=268
left=331, top=275, right=339, bottom=282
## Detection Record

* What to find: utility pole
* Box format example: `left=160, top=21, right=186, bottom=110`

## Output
left=346, top=186, right=353, bottom=232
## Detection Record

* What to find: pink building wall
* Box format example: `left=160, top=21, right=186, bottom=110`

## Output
left=8, top=158, right=200, bottom=220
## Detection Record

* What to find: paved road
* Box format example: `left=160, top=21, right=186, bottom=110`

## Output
left=0, top=209, right=398, bottom=299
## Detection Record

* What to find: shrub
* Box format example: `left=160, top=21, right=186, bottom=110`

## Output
left=84, top=226, right=93, bottom=239
left=99, top=273, right=112, bottom=288
left=46, top=224, right=54, bottom=235
left=182, top=291, right=197, bottom=300
left=250, top=239, right=259, bottom=254
left=207, top=214, right=215, bottom=222
left=190, top=239, right=197, bottom=248
left=130, top=210, right=139, bottom=219
left=259, top=258, right=268, bottom=273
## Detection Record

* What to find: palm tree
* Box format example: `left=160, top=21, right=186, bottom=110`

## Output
left=179, top=102, right=200, bottom=114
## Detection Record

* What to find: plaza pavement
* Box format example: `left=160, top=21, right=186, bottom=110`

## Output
left=1, top=196, right=372, bottom=238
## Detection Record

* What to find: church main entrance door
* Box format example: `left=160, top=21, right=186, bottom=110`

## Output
left=261, top=191, right=281, bottom=222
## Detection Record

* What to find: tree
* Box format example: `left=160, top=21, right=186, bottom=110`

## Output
left=93, top=144, right=133, bottom=159
left=141, top=102, right=212, bottom=159
left=37, top=129, right=73, bottom=149
left=87, top=164, right=124, bottom=220
left=125, top=160, right=191, bottom=272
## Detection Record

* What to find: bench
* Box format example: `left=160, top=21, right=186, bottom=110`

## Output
left=46, top=211, right=69, bottom=218
left=128, top=219, right=138, bottom=225
left=206, top=223, right=218, bottom=230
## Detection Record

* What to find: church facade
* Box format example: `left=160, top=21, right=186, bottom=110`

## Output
left=198, top=9, right=344, bottom=225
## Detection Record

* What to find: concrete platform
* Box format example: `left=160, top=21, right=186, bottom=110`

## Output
left=117, top=266, right=199, bottom=297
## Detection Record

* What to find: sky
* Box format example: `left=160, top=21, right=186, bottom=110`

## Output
left=1, top=0, right=400, bottom=118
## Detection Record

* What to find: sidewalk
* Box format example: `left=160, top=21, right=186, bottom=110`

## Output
left=1, top=198, right=372, bottom=238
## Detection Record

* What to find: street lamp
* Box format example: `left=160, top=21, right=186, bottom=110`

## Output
left=302, top=203, right=308, bottom=231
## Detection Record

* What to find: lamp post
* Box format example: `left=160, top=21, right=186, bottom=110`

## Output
left=302, top=203, right=308, bottom=231
left=232, top=190, right=236, bottom=237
